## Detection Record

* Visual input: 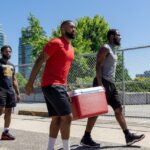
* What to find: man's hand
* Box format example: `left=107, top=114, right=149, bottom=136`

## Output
left=67, top=92, right=72, bottom=102
left=16, top=94, right=21, bottom=103
left=25, top=82, right=33, bottom=95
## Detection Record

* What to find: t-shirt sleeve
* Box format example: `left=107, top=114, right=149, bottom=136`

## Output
left=43, top=40, right=60, bottom=57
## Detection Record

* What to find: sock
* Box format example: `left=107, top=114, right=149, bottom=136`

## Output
left=84, top=131, right=91, bottom=137
left=123, top=129, right=130, bottom=136
left=47, top=137, right=56, bottom=150
left=4, top=128, right=9, bottom=133
left=62, top=139, right=70, bottom=150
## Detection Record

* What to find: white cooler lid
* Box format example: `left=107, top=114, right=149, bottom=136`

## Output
left=70, top=86, right=105, bottom=97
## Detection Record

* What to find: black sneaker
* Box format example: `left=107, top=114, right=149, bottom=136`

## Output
left=80, top=136, right=100, bottom=148
left=125, top=133, right=145, bottom=146
left=1, top=130, right=15, bottom=140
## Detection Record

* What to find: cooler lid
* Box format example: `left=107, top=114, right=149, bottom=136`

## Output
left=70, top=86, right=105, bottom=97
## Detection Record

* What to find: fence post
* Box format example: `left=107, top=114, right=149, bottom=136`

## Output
left=122, top=50, right=126, bottom=116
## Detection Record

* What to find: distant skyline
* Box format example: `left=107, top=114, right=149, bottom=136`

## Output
left=1, top=0, right=150, bottom=78
left=0, top=24, right=7, bottom=48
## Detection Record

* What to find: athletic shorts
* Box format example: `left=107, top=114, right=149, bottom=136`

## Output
left=93, top=77, right=121, bottom=110
left=42, top=85, right=71, bottom=117
left=0, top=87, right=16, bottom=108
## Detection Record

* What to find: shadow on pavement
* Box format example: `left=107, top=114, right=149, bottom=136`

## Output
left=58, top=144, right=141, bottom=150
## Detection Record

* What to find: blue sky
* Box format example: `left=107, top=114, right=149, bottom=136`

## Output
left=0, top=0, right=150, bottom=78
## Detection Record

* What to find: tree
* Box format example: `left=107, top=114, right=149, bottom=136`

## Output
left=22, top=14, right=48, bottom=61
left=128, top=77, right=150, bottom=92
left=23, top=14, right=109, bottom=59
left=20, top=14, right=48, bottom=86
left=51, top=15, right=109, bottom=88
left=22, top=14, right=131, bottom=89
left=116, top=51, right=131, bottom=82
left=51, top=15, right=109, bottom=53
left=16, top=72, right=27, bottom=88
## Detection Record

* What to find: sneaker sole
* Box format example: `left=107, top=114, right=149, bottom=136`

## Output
left=80, top=142, right=100, bottom=148
left=1, top=137, right=15, bottom=140
left=1, top=138, right=15, bottom=140
left=127, top=135, right=145, bottom=146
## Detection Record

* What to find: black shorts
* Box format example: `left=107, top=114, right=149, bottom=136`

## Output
left=93, top=77, right=121, bottom=110
left=42, top=85, right=71, bottom=117
left=0, top=87, right=16, bottom=108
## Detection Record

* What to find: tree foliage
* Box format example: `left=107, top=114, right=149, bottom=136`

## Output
left=21, top=14, right=132, bottom=89
left=51, top=15, right=109, bottom=87
left=129, top=77, right=150, bottom=92
left=51, top=15, right=109, bottom=54
left=16, top=72, right=27, bottom=88
left=116, top=51, right=131, bottom=82
left=22, top=14, right=109, bottom=57
left=22, top=14, right=48, bottom=61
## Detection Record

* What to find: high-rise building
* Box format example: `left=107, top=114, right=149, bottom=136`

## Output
left=0, top=24, right=7, bottom=49
left=18, top=27, right=32, bottom=79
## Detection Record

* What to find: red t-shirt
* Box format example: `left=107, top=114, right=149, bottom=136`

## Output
left=41, top=37, right=74, bottom=87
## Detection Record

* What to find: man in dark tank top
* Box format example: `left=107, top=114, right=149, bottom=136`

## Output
left=80, top=29, right=145, bottom=147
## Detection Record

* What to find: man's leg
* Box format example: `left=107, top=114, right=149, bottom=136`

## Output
left=85, top=116, right=98, bottom=132
left=47, top=116, right=61, bottom=150
left=60, top=114, right=72, bottom=150
left=4, top=108, right=12, bottom=129
left=0, top=107, right=4, bottom=140
left=42, top=85, right=73, bottom=150
left=1, top=107, right=15, bottom=140
left=114, top=107, right=145, bottom=146
left=80, top=77, right=101, bottom=148
left=0, top=107, right=5, bottom=116
left=49, top=116, right=61, bottom=137
left=80, top=116, right=100, bottom=147
left=114, top=107, right=127, bottom=130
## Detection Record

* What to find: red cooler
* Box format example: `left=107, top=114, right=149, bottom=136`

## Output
left=70, top=86, right=108, bottom=120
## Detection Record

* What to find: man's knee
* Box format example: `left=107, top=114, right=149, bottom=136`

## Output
left=51, top=116, right=61, bottom=124
left=0, top=111, right=3, bottom=116
left=5, top=108, right=12, bottom=114
left=0, top=107, right=5, bottom=115
left=61, top=114, right=73, bottom=123
left=114, top=107, right=123, bottom=115
left=88, top=116, right=98, bottom=123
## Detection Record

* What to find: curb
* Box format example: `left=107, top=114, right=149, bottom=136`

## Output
left=18, top=110, right=48, bottom=117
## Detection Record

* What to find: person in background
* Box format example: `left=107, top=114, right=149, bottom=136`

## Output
left=80, top=29, right=145, bottom=147
left=0, top=45, right=21, bottom=140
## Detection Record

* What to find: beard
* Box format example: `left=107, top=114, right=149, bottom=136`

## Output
left=2, top=54, right=11, bottom=60
left=65, top=31, right=75, bottom=39
left=114, top=38, right=121, bottom=46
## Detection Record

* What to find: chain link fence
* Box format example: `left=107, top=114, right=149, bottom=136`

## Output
left=16, top=45, right=150, bottom=119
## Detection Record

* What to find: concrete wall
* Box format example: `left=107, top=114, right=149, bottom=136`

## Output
left=21, top=91, right=150, bottom=105
left=21, top=93, right=45, bottom=102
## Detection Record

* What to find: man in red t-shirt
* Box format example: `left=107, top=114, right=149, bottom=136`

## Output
left=25, top=20, right=76, bottom=150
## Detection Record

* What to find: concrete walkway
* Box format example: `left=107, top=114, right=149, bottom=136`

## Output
left=0, top=103, right=150, bottom=150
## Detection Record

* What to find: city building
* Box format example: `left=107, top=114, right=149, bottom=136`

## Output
left=0, top=24, right=7, bottom=50
left=18, top=27, right=32, bottom=79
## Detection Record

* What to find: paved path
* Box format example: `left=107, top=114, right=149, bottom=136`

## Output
left=0, top=113, right=150, bottom=150
left=0, top=128, right=149, bottom=150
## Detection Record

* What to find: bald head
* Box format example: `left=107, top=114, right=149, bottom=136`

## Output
left=107, top=29, right=121, bottom=46
left=60, top=20, right=74, bottom=29
left=60, top=20, right=76, bottom=39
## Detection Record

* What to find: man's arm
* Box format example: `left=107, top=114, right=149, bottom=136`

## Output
left=25, top=51, right=49, bottom=95
left=96, top=47, right=109, bottom=86
left=13, top=74, right=21, bottom=102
